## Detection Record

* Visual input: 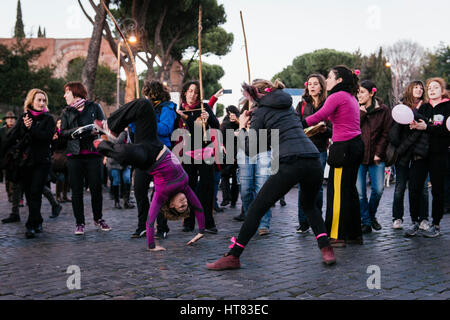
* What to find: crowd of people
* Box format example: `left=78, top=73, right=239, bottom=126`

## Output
left=0, top=65, right=449, bottom=270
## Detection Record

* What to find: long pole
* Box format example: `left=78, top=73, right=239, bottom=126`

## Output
left=100, top=0, right=139, bottom=99
left=240, top=11, right=251, bottom=83
left=198, top=5, right=207, bottom=141
left=116, top=41, right=121, bottom=109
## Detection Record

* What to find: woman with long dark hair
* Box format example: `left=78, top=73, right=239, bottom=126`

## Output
left=4, top=89, right=55, bottom=238
left=303, top=65, right=364, bottom=247
left=206, top=79, right=336, bottom=270
left=356, top=80, right=392, bottom=234
left=390, top=81, right=430, bottom=230
left=296, top=74, right=331, bottom=233
left=60, top=81, right=110, bottom=235
left=175, top=81, right=220, bottom=234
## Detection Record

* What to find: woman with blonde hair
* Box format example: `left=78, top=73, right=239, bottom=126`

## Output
left=406, top=77, right=449, bottom=237
left=4, top=89, right=56, bottom=238
left=206, top=78, right=336, bottom=270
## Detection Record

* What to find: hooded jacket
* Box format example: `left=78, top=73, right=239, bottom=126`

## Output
left=418, top=100, right=450, bottom=155
left=242, top=89, right=319, bottom=161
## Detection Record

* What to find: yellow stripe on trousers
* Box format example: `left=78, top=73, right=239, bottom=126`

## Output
left=330, top=167, right=343, bottom=239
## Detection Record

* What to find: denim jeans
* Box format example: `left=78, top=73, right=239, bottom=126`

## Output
left=298, top=151, right=327, bottom=224
left=110, top=167, right=131, bottom=186
left=213, top=168, right=221, bottom=209
left=392, top=163, right=429, bottom=222
left=237, top=150, right=272, bottom=229
left=356, top=162, right=385, bottom=226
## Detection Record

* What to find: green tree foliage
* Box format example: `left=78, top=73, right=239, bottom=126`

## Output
left=111, top=0, right=233, bottom=82
left=215, top=103, right=224, bottom=118
left=272, top=48, right=394, bottom=106
left=183, top=60, right=224, bottom=99
left=273, top=49, right=356, bottom=88
left=359, top=48, right=393, bottom=105
left=422, top=43, right=450, bottom=85
left=14, top=0, right=25, bottom=38
left=0, top=40, right=65, bottom=113
left=66, top=57, right=117, bottom=105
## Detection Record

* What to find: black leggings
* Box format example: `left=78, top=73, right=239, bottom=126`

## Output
left=229, top=157, right=329, bottom=257
left=409, top=154, right=448, bottom=225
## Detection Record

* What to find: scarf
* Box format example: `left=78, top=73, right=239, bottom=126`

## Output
left=28, top=107, right=48, bottom=117
left=70, top=98, right=86, bottom=111
left=178, top=101, right=200, bottom=129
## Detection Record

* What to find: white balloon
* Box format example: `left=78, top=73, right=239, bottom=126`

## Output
left=392, top=104, right=414, bottom=125
left=446, top=116, right=450, bottom=131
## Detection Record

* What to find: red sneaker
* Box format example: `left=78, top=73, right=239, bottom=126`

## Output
left=321, top=246, right=336, bottom=265
left=206, top=254, right=241, bottom=270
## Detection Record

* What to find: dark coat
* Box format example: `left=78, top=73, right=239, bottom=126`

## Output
left=418, top=100, right=450, bottom=155
left=243, top=89, right=319, bottom=161
left=388, top=119, right=429, bottom=167
left=360, top=100, right=392, bottom=165
left=5, top=110, right=56, bottom=166
left=60, top=101, right=106, bottom=156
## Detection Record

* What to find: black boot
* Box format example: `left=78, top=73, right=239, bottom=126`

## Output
left=112, top=185, right=122, bottom=209
left=2, top=213, right=20, bottom=224
left=50, top=203, right=62, bottom=218
left=123, top=184, right=135, bottom=209
left=25, top=228, right=35, bottom=239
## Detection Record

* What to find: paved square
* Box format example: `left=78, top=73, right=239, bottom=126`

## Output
left=0, top=183, right=449, bottom=300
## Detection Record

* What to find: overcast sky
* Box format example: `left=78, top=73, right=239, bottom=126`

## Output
left=1, top=0, right=449, bottom=107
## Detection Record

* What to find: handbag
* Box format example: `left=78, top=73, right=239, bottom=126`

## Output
left=3, top=134, right=33, bottom=183
left=52, top=151, right=68, bottom=172
left=385, top=143, right=398, bottom=167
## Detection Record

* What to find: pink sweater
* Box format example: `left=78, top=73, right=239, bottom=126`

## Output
left=306, top=91, right=361, bottom=142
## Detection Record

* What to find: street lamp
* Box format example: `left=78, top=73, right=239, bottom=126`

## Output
left=385, top=62, right=399, bottom=104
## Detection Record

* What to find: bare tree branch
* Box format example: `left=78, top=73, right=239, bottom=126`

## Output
left=78, top=0, right=95, bottom=25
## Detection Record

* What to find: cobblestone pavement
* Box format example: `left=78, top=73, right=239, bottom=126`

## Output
left=0, top=182, right=449, bottom=301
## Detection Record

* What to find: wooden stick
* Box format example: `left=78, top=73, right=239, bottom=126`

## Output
left=198, top=5, right=207, bottom=141
left=240, top=11, right=251, bottom=83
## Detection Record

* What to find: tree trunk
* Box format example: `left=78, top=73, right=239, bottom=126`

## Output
left=124, top=66, right=136, bottom=103
left=81, top=1, right=108, bottom=100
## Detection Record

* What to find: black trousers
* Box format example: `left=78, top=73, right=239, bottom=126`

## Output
left=182, top=162, right=216, bottom=229
left=409, top=153, right=448, bottom=225
left=220, top=163, right=239, bottom=205
left=229, top=157, right=329, bottom=257
left=67, top=156, right=103, bottom=225
left=134, top=168, right=169, bottom=232
left=22, top=163, right=51, bottom=229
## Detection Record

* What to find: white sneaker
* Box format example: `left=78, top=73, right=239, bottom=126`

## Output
left=392, top=219, right=403, bottom=229
left=419, top=220, right=430, bottom=231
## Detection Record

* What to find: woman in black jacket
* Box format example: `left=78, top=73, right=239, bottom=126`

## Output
left=406, top=77, right=450, bottom=238
left=175, top=81, right=220, bottom=234
left=5, top=89, right=55, bottom=238
left=206, top=79, right=336, bottom=270
left=60, top=81, right=110, bottom=235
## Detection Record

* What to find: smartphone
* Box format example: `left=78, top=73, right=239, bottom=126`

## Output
left=223, top=89, right=232, bottom=94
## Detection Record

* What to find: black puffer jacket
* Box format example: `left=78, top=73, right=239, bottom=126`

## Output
left=60, top=101, right=106, bottom=156
left=242, top=89, right=319, bottom=161
left=388, top=112, right=429, bottom=166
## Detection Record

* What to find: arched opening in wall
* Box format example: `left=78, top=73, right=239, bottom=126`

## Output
left=65, top=57, right=85, bottom=82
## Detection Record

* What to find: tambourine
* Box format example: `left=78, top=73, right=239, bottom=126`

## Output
left=71, top=124, right=97, bottom=140
left=304, top=121, right=326, bottom=137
